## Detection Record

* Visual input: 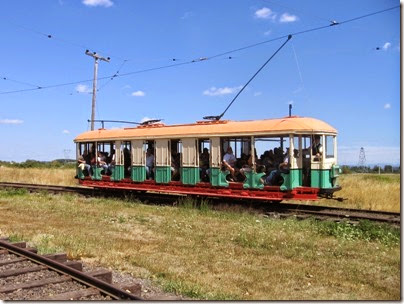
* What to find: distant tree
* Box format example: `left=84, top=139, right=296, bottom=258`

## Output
left=341, top=165, right=352, bottom=174
left=384, top=165, right=393, bottom=173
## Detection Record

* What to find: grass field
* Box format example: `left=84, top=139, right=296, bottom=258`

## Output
left=0, top=167, right=399, bottom=212
left=0, top=189, right=400, bottom=300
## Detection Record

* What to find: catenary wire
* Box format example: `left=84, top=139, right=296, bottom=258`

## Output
left=217, top=35, right=292, bottom=120
left=0, top=5, right=399, bottom=96
left=262, top=0, right=336, bottom=24
left=1, top=76, right=42, bottom=89
left=4, top=19, right=129, bottom=62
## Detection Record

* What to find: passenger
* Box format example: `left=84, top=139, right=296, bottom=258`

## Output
left=222, top=146, right=237, bottom=181
left=108, top=149, right=116, bottom=175
left=240, top=149, right=257, bottom=179
left=171, top=152, right=181, bottom=181
left=199, top=148, right=210, bottom=181
left=77, top=151, right=91, bottom=176
left=312, top=135, right=323, bottom=161
left=123, top=147, right=131, bottom=177
left=97, top=151, right=109, bottom=174
left=145, top=148, right=154, bottom=180
left=265, top=148, right=292, bottom=186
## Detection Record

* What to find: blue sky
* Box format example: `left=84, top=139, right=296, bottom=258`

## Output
left=0, top=0, right=400, bottom=165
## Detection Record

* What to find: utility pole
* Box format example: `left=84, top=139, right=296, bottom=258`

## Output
left=85, top=50, right=110, bottom=131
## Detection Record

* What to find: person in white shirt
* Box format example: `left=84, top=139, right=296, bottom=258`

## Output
left=223, top=146, right=237, bottom=181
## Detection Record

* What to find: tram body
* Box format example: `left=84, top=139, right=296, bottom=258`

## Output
left=74, top=116, right=341, bottom=201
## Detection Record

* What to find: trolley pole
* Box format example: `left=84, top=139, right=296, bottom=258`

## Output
left=85, top=50, right=110, bottom=131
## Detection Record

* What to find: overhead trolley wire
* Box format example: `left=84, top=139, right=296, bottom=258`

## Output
left=4, top=18, right=129, bottom=62
left=262, top=0, right=336, bottom=24
left=1, top=76, right=42, bottom=89
left=0, top=5, right=399, bottom=96
left=204, top=35, right=292, bottom=121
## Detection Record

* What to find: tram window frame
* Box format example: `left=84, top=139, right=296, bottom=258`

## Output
left=222, top=137, right=251, bottom=159
left=325, top=136, right=334, bottom=158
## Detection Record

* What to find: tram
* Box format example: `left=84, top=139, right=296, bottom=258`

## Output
left=74, top=115, right=341, bottom=201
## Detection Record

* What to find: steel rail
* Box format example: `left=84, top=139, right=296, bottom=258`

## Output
left=0, top=181, right=399, bottom=224
left=0, top=240, right=142, bottom=300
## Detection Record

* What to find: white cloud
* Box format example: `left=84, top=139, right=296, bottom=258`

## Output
left=255, top=7, right=276, bottom=20
left=76, top=84, right=91, bottom=94
left=62, top=130, right=70, bottom=134
left=203, top=86, right=242, bottom=96
left=0, top=119, right=23, bottom=124
left=382, top=42, right=391, bottom=50
left=384, top=103, right=391, bottom=109
left=279, top=13, right=299, bottom=23
left=82, top=0, right=113, bottom=7
left=131, top=90, right=145, bottom=97
left=264, top=29, right=272, bottom=36
left=254, top=91, right=262, bottom=97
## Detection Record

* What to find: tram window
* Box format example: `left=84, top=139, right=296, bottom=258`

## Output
left=325, top=136, right=334, bottom=158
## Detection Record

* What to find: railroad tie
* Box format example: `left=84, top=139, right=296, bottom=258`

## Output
left=41, top=287, right=100, bottom=301
left=0, top=275, right=71, bottom=294
left=86, top=269, right=113, bottom=284
left=0, top=265, right=47, bottom=278
left=0, top=257, right=27, bottom=266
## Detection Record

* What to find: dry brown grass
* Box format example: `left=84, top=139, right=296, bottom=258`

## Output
left=0, top=191, right=400, bottom=300
left=293, top=174, right=400, bottom=212
left=0, top=167, right=76, bottom=186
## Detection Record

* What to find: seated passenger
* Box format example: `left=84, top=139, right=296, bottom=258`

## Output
left=97, top=151, right=109, bottom=174
left=123, top=147, right=131, bottom=177
left=171, top=152, right=181, bottom=181
left=145, top=148, right=154, bottom=180
left=108, top=149, right=116, bottom=175
left=222, top=146, right=237, bottom=181
left=199, top=148, right=210, bottom=182
left=265, top=148, right=291, bottom=186
left=312, top=135, right=323, bottom=161
left=240, top=149, right=258, bottom=180
left=77, top=151, right=91, bottom=176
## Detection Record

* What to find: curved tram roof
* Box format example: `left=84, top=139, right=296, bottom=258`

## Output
left=74, top=116, right=337, bottom=143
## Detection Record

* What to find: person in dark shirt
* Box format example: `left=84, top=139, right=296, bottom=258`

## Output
left=312, top=135, right=323, bottom=161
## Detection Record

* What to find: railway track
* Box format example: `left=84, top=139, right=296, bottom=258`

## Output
left=0, top=238, right=142, bottom=300
left=0, top=181, right=400, bottom=225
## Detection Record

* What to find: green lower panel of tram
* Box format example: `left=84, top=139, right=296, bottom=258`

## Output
left=131, top=166, right=146, bottom=182
left=111, top=165, right=124, bottom=181
left=77, top=167, right=85, bottom=179
left=91, top=166, right=102, bottom=180
left=181, top=167, right=200, bottom=185
left=280, top=169, right=302, bottom=191
left=310, top=169, right=332, bottom=189
left=155, top=166, right=171, bottom=184
left=311, top=165, right=340, bottom=189
left=243, top=171, right=265, bottom=189
left=210, top=168, right=229, bottom=187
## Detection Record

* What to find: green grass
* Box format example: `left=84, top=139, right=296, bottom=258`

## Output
left=315, top=220, right=399, bottom=246
left=0, top=191, right=400, bottom=300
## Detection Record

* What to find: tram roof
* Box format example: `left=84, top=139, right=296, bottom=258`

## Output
left=74, top=116, right=337, bottom=142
